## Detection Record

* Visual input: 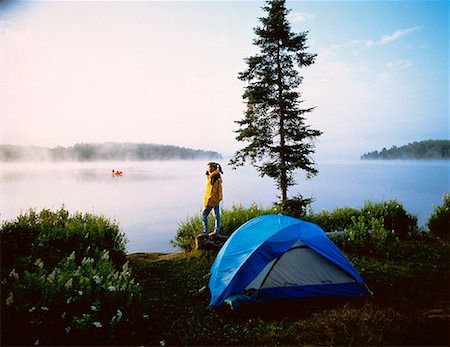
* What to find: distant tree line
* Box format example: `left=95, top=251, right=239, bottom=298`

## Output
left=361, top=140, right=449, bottom=160
left=0, top=143, right=222, bottom=162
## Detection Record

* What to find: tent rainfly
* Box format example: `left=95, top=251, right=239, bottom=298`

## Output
left=209, top=214, right=371, bottom=308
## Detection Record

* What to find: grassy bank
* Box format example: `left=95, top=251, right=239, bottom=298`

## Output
left=127, top=237, right=448, bottom=346
left=2, top=195, right=449, bottom=345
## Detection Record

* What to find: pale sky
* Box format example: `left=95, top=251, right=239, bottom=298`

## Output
left=1, top=0, right=448, bottom=160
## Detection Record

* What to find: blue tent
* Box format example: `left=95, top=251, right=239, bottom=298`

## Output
left=209, top=214, right=370, bottom=308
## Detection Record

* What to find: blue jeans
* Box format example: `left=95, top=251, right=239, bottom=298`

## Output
left=202, top=204, right=220, bottom=234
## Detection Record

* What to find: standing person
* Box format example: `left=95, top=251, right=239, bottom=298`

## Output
left=202, top=162, right=223, bottom=236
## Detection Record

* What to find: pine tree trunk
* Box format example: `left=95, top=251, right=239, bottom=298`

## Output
left=280, top=182, right=287, bottom=203
left=277, top=40, right=288, bottom=204
left=279, top=107, right=288, bottom=203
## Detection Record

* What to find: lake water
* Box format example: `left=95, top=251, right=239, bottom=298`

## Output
left=1, top=160, right=448, bottom=253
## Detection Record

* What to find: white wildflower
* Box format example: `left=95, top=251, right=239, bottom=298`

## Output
left=41, top=306, right=49, bottom=311
left=6, top=293, right=14, bottom=306
left=78, top=290, right=83, bottom=296
left=108, top=286, right=116, bottom=292
left=9, top=269, right=19, bottom=280
left=61, top=312, right=67, bottom=319
left=82, top=257, right=94, bottom=265
left=93, top=321, right=103, bottom=328
left=65, top=326, right=71, bottom=334
left=160, top=340, right=166, bottom=347
left=29, top=306, right=36, bottom=313
left=143, top=314, right=149, bottom=319
left=116, top=309, right=123, bottom=319
left=91, top=305, right=97, bottom=312
left=93, top=275, right=102, bottom=284
left=35, top=259, right=44, bottom=268
left=68, top=251, right=76, bottom=260
left=34, top=339, right=39, bottom=346
left=65, top=278, right=73, bottom=289
left=102, top=251, right=110, bottom=260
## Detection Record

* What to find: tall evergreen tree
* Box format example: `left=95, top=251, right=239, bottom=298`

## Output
left=230, top=0, right=322, bottom=203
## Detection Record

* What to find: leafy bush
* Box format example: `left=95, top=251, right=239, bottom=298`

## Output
left=360, top=200, right=418, bottom=239
left=171, top=203, right=276, bottom=251
left=427, top=193, right=450, bottom=238
left=333, top=216, right=400, bottom=255
left=307, top=200, right=418, bottom=240
left=2, top=251, right=143, bottom=345
left=1, top=208, right=145, bottom=346
left=273, top=194, right=313, bottom=218
left=305, top=200, right=417, bottom=254
left=1, top=208, right=127, bottom=276
left=305, top=207, right=361, bottom=232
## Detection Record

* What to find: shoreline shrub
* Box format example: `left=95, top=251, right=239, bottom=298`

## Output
left=1, top=208, right=145, bottom=346
left=332, top=215, right=400, bottom=255
left=172, top=199, right=420, bottom=252
left=171, top=203, right=276, bottom=251
left=1, top=208, right=127, bottom=276
left=427, top=193, right=450, bottom=238
left=273, top=194, right=314, bottom=218
left=360, top=200, right=418, bottom=239
left=307, top=200, right=418, bottom=240
left=305, top=207, right=361, bottom=232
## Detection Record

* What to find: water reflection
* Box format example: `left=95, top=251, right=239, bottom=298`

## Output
left=1, top=162, right=178, bottom=182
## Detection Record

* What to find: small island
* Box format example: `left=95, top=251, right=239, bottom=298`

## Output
left=0, top=142, right=222, bottom=162
left=361, top=140, right=449, bottom=160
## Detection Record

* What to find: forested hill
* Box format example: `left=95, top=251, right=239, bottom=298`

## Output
left=361, top=140, right=449, bottom=160
left=0, top=143, right=222, bottom=162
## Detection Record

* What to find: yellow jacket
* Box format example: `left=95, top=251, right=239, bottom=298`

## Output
left=204, top=170, right=223, bottom=208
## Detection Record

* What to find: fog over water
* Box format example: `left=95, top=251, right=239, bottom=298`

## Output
left=1, top=160, right=448, bottom=253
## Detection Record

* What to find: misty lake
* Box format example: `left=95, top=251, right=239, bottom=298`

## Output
left=1, top=160, right=448, bottom=253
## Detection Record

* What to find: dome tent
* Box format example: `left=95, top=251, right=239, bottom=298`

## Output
left=209, top=214, right=371, bottom=308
